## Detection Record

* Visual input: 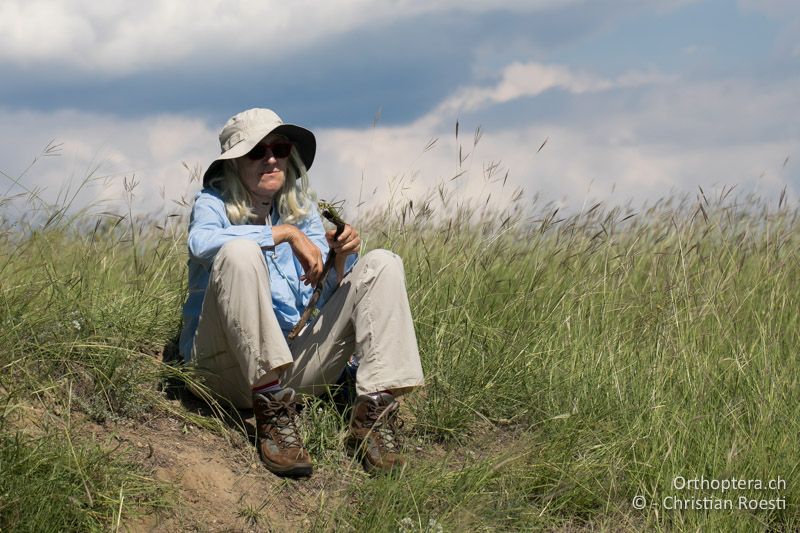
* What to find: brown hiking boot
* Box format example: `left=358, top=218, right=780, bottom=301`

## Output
left=348, top=392, right=405, bottom=472
left=253, top=388, right=313, bottom=477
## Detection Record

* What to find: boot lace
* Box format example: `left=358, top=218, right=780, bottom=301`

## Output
left=261, top=398, right=303, bottom=449
left=363, top=400, right=403, bottom=452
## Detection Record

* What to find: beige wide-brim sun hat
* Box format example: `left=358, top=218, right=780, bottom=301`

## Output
left=202, top=108, right=316, bottom=186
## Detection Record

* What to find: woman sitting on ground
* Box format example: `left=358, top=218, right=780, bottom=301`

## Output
left=178, top=108, right=425, bottom=477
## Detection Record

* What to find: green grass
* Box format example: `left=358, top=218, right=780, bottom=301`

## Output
left=311, top=191, right=800, bottom=531
left=1, top=156, right=798, bottom=530
left=0, top=192, right=193, bottom=530
left=0, top=401, right=172, bottom=532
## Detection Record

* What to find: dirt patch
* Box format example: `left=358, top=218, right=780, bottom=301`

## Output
left=7, top=388, right=528, bottom=531
left=109, top=410, right=333, bottom=532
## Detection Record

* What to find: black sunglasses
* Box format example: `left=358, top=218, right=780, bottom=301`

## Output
left=245, top=141, right=293, bottom=160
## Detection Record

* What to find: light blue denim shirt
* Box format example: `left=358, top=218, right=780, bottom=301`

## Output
left=179, top=188, right=357, bottom=361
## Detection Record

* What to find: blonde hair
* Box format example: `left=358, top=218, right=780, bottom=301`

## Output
left=207, top=146, right=317, bottom=225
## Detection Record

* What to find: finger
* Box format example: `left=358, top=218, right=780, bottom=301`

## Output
left=341, top=230, right=359, bottom=250
left=304, top=260, right=319, bottom=285
left=339, top=241, right=360, bottom=255
left=338, top=234, right=361, bottom=252
left=336, top=224, right=352, bottom=242
left=344, top=226, right=358, bottom=242
left=332, top=230, right=358, bottom=250
left=309, top=264, right=323, bottom=286
left=326, top=228, right=343, bottom=248
left=300, top=254, right=316, bottom=283
left=309, top=254, right=323, bottom=284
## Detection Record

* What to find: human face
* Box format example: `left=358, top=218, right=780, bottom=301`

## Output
left=236, top=134, right=290, bottom=204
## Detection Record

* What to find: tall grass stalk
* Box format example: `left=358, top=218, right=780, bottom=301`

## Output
left=315, top=187, right=799, bottom=531
left=0, top=163, right=218, bottom=530
left=1, top=142, right=798, bottom=530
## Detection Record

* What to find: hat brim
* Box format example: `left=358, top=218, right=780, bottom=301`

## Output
left=202, top=123, right=316, bottom=186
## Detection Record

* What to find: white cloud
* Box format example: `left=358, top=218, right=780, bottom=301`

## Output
left=0, top=108, right=216, bottom=218
left=0, top=0, right=578, bottom=74
left=1, top=64, right=797, bottom=223
left=437, top=62, right=673, bottom=114
left=317, top=118, right=796, bottom=219
left=315, top=70, right=799, bottom=213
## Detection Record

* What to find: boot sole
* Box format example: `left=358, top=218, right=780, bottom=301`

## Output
left=261, top=458, right=313, bottom=478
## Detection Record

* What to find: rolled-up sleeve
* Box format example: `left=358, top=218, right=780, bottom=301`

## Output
left=187, top=192, right=275, bottom=269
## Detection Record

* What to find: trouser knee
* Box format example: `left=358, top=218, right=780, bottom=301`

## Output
left=213, top=239, right=265, bottom=274
left=361, top=249, right=404, bottom=276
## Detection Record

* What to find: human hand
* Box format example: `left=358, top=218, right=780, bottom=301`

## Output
left=326, top=224, right=361, bottom=256
left=275, top=225, right=324, bottom=286
left=326, top=224, right=360, bottom=283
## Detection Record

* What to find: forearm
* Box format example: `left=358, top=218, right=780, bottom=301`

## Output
left=188, top=195, right=276, bottom=266
left=270, top=224, right=298, bottom=247
left=188, top=224, right=275, bottom=265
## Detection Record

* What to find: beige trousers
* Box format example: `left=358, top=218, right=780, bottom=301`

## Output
left=191, top=240, right=425, bottom=409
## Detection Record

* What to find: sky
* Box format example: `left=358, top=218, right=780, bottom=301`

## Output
left=1, top=0, right=798, bottom=220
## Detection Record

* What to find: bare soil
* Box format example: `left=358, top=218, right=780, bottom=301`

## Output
left=56, top=346, right=527, bottom=532
left=11, top=382, right=524, bottom=532
left=104, top=409, right=323, bottom=532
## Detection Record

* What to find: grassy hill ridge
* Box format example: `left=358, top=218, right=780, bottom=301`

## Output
left=1, top=185, right=798, bottom=531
